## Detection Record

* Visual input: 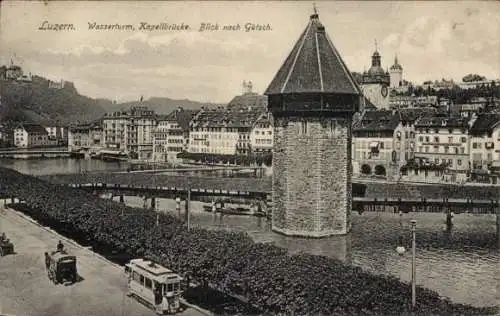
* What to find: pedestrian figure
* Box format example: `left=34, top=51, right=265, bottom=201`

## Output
left=57, top=240, right=64, bottom=252
left=44, top=252, right=51, bottom=277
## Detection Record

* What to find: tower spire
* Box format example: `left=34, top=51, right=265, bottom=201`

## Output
left=374, top=39, right=378, bottom=52
left=313, top=2, right=318, bottom=15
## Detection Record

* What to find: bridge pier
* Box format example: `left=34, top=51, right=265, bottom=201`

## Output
left=151, top=197, right=156, bottom=210
left=119, top=195, right=124, bottom=203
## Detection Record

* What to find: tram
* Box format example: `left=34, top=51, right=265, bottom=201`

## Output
left=125, top=258, right=183, bottom=315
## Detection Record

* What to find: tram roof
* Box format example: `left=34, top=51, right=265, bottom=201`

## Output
left=128, top=259, right=180, bottom=280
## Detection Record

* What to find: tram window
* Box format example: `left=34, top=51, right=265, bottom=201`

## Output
left=173, top=283, right=179, bottom=291
left=145, top=278, right=152, bottom=289
left=140, top=275, right=145, bottom=285
left=132, top=271, right=141, bottom=283
left=167, top=283, right=174, bottom=292
left=154, top=281, right=161, bottom=291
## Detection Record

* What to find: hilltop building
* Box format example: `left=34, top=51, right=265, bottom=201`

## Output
left=227, top=81, right=268, bottom=112
left=265, top=10, right=361, bottom=237
left=5, top=60, right=23, bottom=80
left=361, top=46, right=390, bottom=109
left=49, top=79, right=65, bottom=89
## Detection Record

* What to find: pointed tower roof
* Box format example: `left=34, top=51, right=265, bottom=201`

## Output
left=390, top=54, right=403, bottom=71
left=265, top=10, right=361, bottom=96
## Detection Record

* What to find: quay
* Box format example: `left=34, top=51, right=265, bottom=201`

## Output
left=0, top=204, right=206, bottom=316
left=0, top=150, right=73, bottom=159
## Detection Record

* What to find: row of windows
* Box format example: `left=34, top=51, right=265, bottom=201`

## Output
left=472, top=142, right=494, bottom=149
left=418, top=136, right=467, bottom=143
left=416, top=128, right=467, bottom=134
left=254, top=130, right=272, bottom=135
left=255, top=139, right=272, bottom=145
left=417, top=146, right=466, bottom=154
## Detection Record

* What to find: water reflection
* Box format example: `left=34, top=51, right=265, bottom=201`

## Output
left=0, top=158, right=128, bottom=176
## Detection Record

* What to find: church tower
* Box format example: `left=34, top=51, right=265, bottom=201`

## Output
left=389, top=55, right=403, bottom=88
left=361, top=44, right=390, bottom=109
left=265, top=9, right=361, bottom=237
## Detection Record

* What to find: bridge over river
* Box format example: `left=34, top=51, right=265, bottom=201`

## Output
left=39, top=172, right=500, bottom=213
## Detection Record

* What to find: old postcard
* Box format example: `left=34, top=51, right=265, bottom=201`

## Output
left=0, top=1, right=499, bottom=315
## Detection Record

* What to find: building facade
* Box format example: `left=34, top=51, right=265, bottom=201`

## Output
left=361, top=50, right=390, bottom=109
left=414, top=116, right=470, bottom=182
left=127, top=106, right=156, bottom=160
left=265, top=11, right=361, bottom=237
left=14, top=124, right=50, bottom=148
left=153, top=108, right=198, bottom=163
left=102, top=105, right=157, bottom=159
left=469, top=114, right=500, bottom=170
left=188, top=109, right=261, bottom=155
left=68, top=122, right=103, bottom=152
left=102, top=111, right=129, bottom=151
left=352, top=110, right=415, bottom=180
left=250, top=112, right=273, bottom=154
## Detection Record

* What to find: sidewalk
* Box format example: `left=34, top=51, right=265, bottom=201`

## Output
left=0, top=204, right=208, bottom=316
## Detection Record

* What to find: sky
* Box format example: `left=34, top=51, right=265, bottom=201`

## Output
left=1, top=1, right=499, bottom=103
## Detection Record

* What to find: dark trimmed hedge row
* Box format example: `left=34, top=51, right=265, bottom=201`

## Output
left=0, top=167, right=497, bottom=315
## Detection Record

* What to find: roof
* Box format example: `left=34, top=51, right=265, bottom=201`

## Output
left=163, top=108, right=199, bottom=132
left=414, top=115, right=469, bottom=128
left=390, top=56, right=403, bottom=71
left=191, top=109, right=263, bottom=129
left=353, top=110, right=401, bottom=132
left=227, top=93, right=268, bottom=110
left=469, top=113, right=500, bottom=135
left=398, top=108, right=437, bottom=123
left=18, top=124, right=48, bottom=134
left=265, top=12, right=360, bottom=95
left=127, top=259, right=180, bottom=283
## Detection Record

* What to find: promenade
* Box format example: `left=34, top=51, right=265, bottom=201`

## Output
left=0, top=204, right=205, bottom=316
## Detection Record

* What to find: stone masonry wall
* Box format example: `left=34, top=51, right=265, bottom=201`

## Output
left=272, top=116, right=352, bottom=237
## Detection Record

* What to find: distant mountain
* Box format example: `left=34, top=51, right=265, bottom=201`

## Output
left=103, top=97, right=224, bottom=114
left=0, top=75, right=107, bottom=126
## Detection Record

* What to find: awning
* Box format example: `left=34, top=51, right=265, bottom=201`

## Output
left=369, top=142, right=379, bottom=148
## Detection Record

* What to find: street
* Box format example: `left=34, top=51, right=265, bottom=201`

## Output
left=0, top=204, right=206, bottom=316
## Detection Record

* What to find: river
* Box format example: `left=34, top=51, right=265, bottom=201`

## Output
left=1, top=157, right=498, bottom=308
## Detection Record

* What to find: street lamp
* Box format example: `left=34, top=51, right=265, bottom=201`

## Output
left=410, top=219, right=417, bottom=308
left=395, top=219, right=417, bottom=309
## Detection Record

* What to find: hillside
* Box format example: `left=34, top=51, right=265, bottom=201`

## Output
left=0, top=76, right=226, bottom=126
left=0, top=76, right=107, bottom=125
left=104, top=97, right=223, bottom=114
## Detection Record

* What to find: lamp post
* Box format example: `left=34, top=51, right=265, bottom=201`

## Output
left=410, top=219, right=417, bottom=308
left=395, top=219, right=417, bottom=309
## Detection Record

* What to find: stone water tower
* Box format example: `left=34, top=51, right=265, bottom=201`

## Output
left=264, top=10, right=361, bottom=237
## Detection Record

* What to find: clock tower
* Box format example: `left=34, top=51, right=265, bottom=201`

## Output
left=361, top=45, right=390, bottom=110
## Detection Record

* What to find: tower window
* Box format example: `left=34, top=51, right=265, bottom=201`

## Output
left=300, top=122, right=308, bottom=135
left=330, top=121, right=336, bottom=136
